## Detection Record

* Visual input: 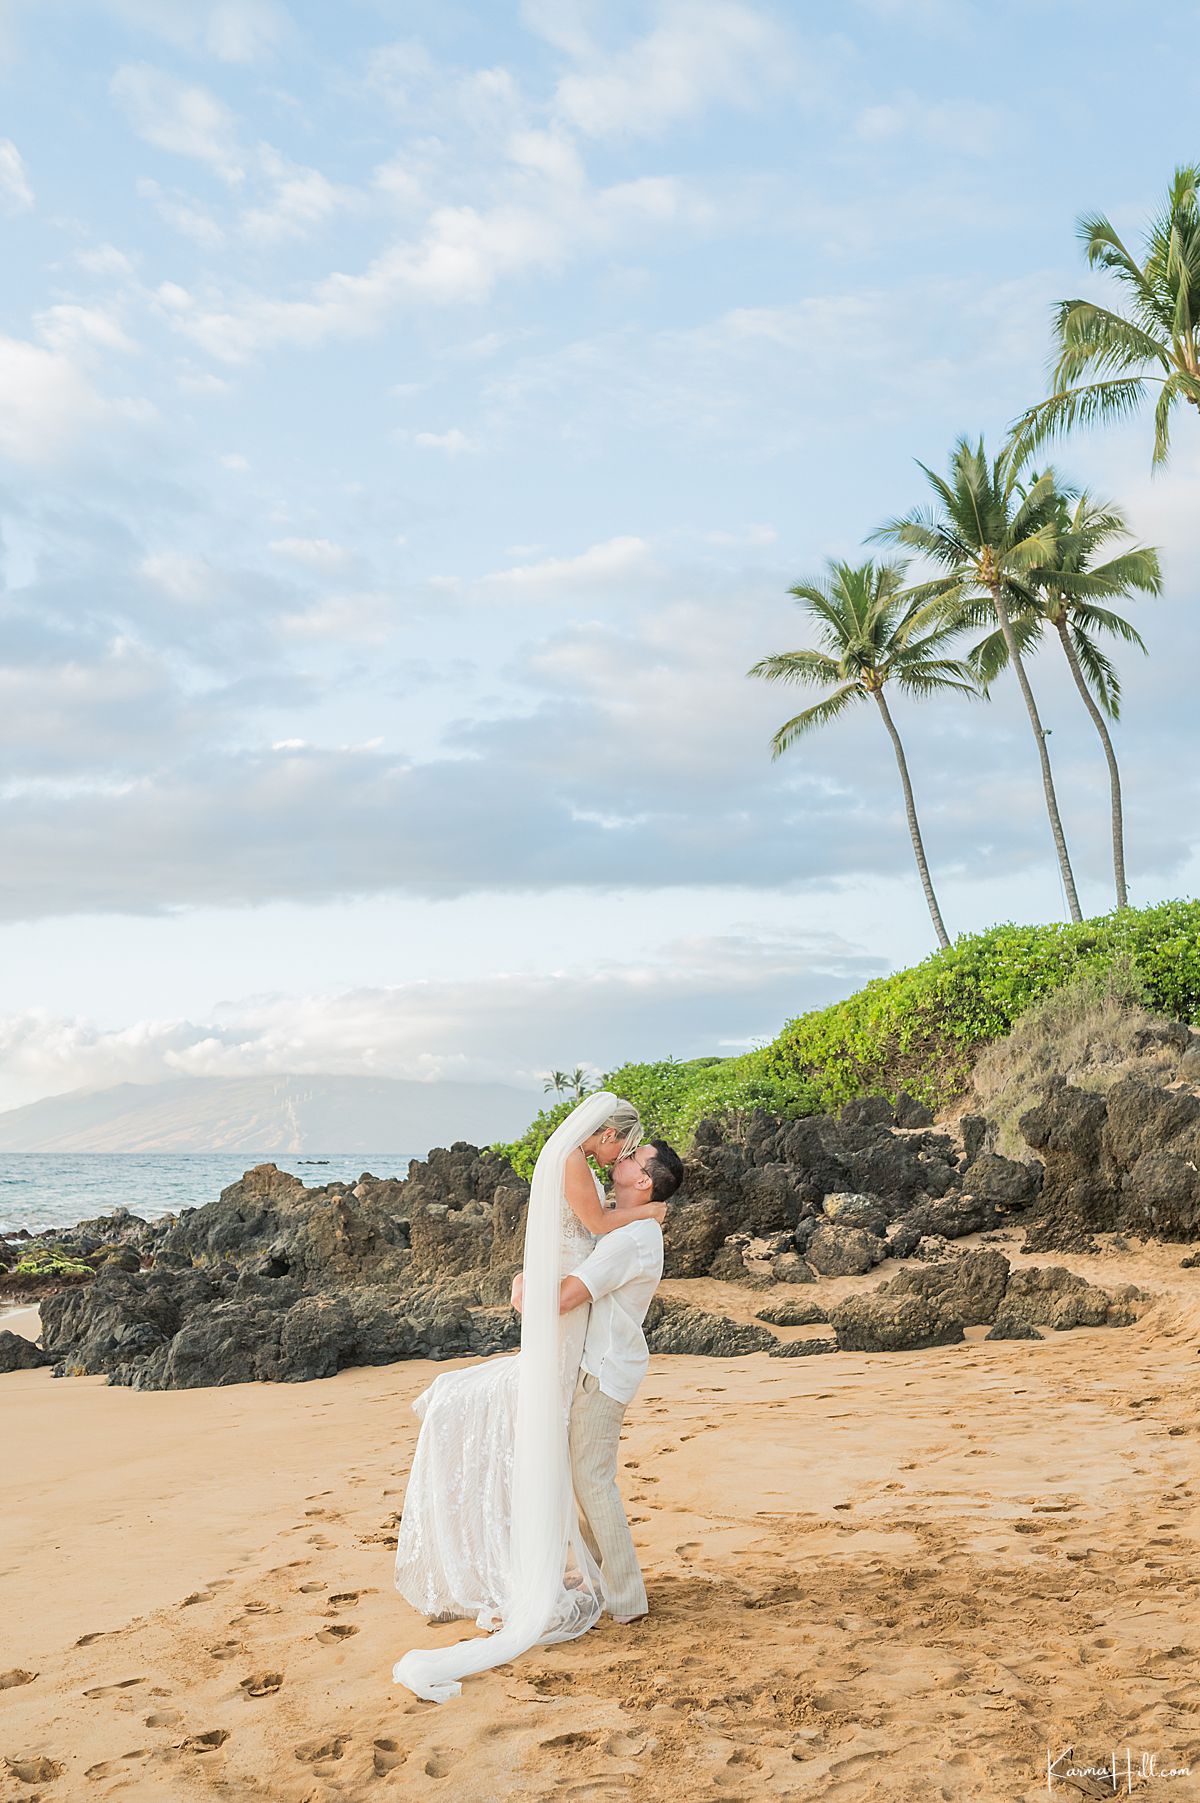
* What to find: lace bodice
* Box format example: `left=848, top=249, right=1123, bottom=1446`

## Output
left=559, top=1166, right=602, bottom=1272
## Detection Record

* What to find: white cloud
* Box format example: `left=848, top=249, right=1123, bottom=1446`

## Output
left=364, top=38, right=435, bottom=109
left=279, top=591, right=397, bottom=642
left=220, top=451, right=249, bottom=470
left=544, top=0, right=791, bottom=140
left=138, top=177, right=226, bottom=247
left=203, top=0, right=288, bottom=62
left=139, top=550, right=218, bottom=603
left=170, top=139, right=712, bottom=362
left=74, top=243, right=137, bottom=277
left=238, top=144, right=354, bottom=243
left=855, top=91, right=1009, bottom=158
left=0, top=924, right=884, bottom=1107
left=0, top=136, right=32, bottom=211
left=412, top=427, right=480, bottom=455
left=704, top=524, right=777, bottom=547
left=482, top=535, right=649, bottom=593
left=112, top=63, right=245, bottom=184
left=0, top=334, right=103, bottom=463
left=155, top=281, right=193, bottom=311
left=35, top=303, right=135, bottom=355
left=177, top=367, right=231, bottom=394
left=268, top=536, right=352, bottom=568
left=101, top=0, right=289, bottom=63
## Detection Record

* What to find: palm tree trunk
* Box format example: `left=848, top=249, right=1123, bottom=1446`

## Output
left=988, top=583, right=1083, bottom=923
left=1054, top=618, right=1128, bottom=909
left=872, top=688, right=951, bottom=950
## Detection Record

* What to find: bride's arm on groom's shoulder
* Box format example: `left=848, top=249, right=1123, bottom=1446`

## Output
left=599, top=1198, right=666, bottom=1230
left=564, top=1149, right=665, bottom=1235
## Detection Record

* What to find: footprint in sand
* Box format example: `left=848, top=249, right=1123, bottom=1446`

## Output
left=75, top=1631, right=111, bottom=1646
left=373, top=1738, right=404, bottom=1774
left=297, top=1581, right=325, bottom=1594
left=240, top=1672, right=283, bottom=1698
left=423, top=1749, right=457, bottom=1778
left=180, top=1729, right=230, bottom=1754
left=83, top=1678, right=145, bottom=1698
left=675, top=1542, right=700, bottom=1557
left=540, top=1732, right=599, bottom=1751
left=84, top=1754, right=147, bottom=1781
left=327, top=1590, right=371, bottom=1608
left=6, top=1757, right=65, bottom=1784
left=145, top=1710, right=181, bottom=1728
left=316, top=1625, right=358, bottom=1645
left=180, top=1590, right=215, bottom=1606
left=0, top=1671, right=37, bottom=1689
left=229, top=1603, right=280, bottom=1625
left=602, top=1730, right=655, bottom=1758
left=208, top=1640, right=244, bottom=1661
left=295, top=1734, right=348, bottom=1764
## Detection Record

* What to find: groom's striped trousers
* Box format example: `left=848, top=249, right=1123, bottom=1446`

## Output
left=569, top=1368, right=648, bottom=1620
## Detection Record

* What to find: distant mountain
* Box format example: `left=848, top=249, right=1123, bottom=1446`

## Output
left=0, top=1074, right=539, bottom=1155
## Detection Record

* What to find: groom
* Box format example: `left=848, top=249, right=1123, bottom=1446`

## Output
left=515, top=1138, right=684, bottom=1622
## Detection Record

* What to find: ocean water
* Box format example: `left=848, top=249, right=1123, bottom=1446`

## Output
left=0, top=1153, right=414, bottom=1236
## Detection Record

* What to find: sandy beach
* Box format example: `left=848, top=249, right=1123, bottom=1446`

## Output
left=3, top=1229, right=1198, bottom=1803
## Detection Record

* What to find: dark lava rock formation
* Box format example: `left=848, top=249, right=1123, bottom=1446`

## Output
left=5, top=1072, right=1170, bottom=1388
left=0, top=1329, right=51, bottom=1371
left=1020, top=1074, right=1200, bottom=1250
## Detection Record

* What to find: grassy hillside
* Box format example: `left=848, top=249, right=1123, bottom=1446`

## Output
left=496, top=898, right=1200, bottom=1177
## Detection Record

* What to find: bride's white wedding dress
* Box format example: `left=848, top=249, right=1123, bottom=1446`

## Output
left=393, top=1166, right=606, bottom=1646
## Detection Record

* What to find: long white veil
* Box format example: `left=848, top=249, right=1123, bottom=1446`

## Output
left=393, top=1088, right=623, bottom=1703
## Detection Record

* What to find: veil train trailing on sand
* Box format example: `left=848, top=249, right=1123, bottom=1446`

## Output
left=393, top=1089, right=621, bottom=1702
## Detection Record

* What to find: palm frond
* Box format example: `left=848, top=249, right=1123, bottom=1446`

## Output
left=968, top=612, right=1043, bottom=689
left=893, top=657, right=980, bottom=700
left=768, top=684, right=863, bottom=758
left=1060, top=600, right=1148, bottom=651
left=1151, top=371, right=1181, bottom=468
left=1068, top=624, right=1123, bottom=719
left=748, top=649, right=845, bottom=687
left=1078, top=211, right=1157, bottom=303
left=1051, top=301, right=1170, bottom=381
left=1008, top=377, right=1149, bottom=462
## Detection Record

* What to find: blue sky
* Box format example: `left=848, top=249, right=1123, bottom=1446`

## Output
left=0, top=0, right=1198, bottom=1110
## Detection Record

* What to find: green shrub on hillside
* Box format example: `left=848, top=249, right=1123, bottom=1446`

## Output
left=495, top=1056, right=817, bottom=1180
left=603, top=1056, right=818, bottom=1149
left=493, top=899, right=1200, bottom=1169
left=764, top=898, right=1200, bottom=1111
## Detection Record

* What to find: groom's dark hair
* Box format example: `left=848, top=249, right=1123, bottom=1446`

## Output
left=645, top=1138, right=684, bottom=1202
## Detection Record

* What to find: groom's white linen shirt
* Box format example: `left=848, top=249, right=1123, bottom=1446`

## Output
left=570, top=1218, right=664, bottom=1406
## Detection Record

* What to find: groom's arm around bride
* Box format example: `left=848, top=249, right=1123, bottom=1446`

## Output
left=513, top=1138, right=684, bottom=1624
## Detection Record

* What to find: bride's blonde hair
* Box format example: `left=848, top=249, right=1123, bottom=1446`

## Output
left=600, top=1099, right=641, bottom=1161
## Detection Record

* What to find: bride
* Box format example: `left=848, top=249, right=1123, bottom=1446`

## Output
left=392, top=1091, right=665, bottom=1702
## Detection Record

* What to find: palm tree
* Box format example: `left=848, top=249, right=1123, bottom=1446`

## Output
left=568, top=1066, right=591, bottom=1100
left=747, top=558, right=976, bottom=950
left=1011, top=163, right=1200, bottom=469
left=543, top=1070, right=572, bottom=1098
left=969, top=484, right=1161, bottom=910
left=872, top=437, right=1084, bottom=924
